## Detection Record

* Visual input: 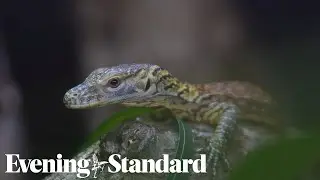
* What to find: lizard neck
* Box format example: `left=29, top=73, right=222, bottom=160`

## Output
left=158, top=76, right=199, bottom=101
left=123, top=68, right=201, bottom=108
left=153, top=70, right=201, bottom=105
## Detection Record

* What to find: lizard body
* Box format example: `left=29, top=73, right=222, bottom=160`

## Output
left=63, top=63, right=282, bottom=178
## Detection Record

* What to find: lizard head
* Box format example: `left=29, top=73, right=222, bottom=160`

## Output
left=63, top=63, right=167, bottom=109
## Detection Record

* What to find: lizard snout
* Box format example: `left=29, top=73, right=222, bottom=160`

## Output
left=63, top=91, right=74, bottom=108
left=63, top=84, right=105, bottom=109
left=63, top=88, right=83, bottom=109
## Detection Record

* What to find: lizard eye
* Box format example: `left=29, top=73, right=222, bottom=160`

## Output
left=108, top=78, right=121, bottom=88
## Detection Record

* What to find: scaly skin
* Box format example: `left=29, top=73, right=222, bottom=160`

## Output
left=63, top=63, right=282, bottom=178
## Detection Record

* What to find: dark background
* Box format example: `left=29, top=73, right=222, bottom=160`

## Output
left=2, top=1, right=320, bottom=180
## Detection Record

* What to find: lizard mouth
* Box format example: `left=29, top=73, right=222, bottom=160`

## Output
left=63, top=82, right=108, bottom=109
left=63, top=86, right=104, bottom=109
left=63, top=93, right=105, bottom=109
left=64, top=102, right=102, bottom=109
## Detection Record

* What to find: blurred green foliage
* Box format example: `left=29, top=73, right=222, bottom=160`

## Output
left=167, top=118, right=194, bottom=180
left=229, top=133, right=320, bottom=180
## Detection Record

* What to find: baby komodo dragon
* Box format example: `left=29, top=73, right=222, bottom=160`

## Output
left=63, top=63, right=282, bottom=179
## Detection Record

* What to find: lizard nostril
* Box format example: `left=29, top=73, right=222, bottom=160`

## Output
left=63, top=94, right=70, bottom=105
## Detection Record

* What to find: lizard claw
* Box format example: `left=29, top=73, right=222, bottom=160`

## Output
left=195, top=139, right=231, bottom=177
left=207, top=141, right=231, bottom=178
left=222, top=153, right=231, bottom=172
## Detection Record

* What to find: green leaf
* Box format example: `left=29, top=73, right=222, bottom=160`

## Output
left=167, top=119, right=194, bottom=180
left=229, top=134, right=320, bottom=180
left=80, top=107, right=155, bottom=150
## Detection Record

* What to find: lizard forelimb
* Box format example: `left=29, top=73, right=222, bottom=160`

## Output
left=207, top=102, right=239, bottom=176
